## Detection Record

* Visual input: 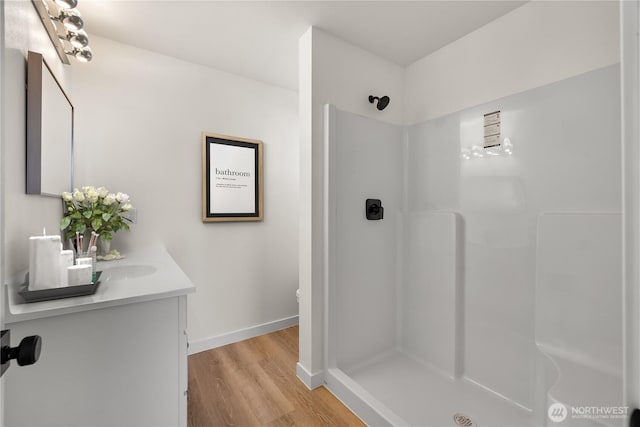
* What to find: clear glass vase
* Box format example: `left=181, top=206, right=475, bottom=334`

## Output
left=98, top=238, right=111, bottom=256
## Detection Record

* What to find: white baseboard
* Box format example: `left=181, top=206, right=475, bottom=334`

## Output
left=188, top=315, right=299, bottom=355
left=296, top=362, right=325, bottom=390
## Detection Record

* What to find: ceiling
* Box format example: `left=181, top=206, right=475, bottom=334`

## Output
left=79, top=1, right=526, bottom=91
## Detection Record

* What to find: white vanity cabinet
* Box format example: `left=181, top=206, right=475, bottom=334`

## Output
left=4, top=246, right=195, bottom=427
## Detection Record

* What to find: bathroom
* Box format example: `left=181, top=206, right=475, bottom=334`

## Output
left=0, top=1, right=638, bottom=426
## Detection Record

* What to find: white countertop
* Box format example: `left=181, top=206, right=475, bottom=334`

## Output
left=5, top=245, right=196, bottom=323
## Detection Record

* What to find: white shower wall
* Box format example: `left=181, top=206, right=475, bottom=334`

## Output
left=327, top=107, right=404, bottom=370
left=327, top=63, right=622, bottom=423
left=405, top=64, right=621, bottom=409
left=402, top=211, right=463, bottom=378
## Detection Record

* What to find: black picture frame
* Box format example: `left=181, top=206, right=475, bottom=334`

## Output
left=202, top=133, right=263, bottom=222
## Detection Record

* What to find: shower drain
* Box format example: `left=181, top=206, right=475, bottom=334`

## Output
left=453, top=413, right=475, bottom=427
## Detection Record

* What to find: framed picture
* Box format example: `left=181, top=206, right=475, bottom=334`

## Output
left=202, top=132, right=263, bottom=222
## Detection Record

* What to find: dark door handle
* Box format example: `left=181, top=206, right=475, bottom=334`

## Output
left=1, top=330, right=42, bottom=377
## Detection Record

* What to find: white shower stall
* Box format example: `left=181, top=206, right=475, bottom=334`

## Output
left=323, top=64, right=623, bottom=426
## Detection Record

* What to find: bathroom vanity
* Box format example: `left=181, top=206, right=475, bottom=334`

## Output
left=3, top=246, right=195, bottom=427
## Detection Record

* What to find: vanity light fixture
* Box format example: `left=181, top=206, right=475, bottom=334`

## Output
left=31, top=0, right=93, bottom=64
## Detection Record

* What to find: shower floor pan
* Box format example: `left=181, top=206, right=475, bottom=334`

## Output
left=327, top=351, right=533, bottom=427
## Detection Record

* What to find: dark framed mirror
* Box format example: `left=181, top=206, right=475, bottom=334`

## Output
left=26, top=51, right=73, bottom=196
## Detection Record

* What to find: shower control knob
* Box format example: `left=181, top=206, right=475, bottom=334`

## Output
left=365, top=199, right=384, bottom=220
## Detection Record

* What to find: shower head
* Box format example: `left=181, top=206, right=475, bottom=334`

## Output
left=377, top=96, right=390, bottom=110
left=369, top=95, right=390, bottom=111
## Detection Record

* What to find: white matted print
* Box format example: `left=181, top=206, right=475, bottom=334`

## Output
left=202, top=133, right=263, bottom=222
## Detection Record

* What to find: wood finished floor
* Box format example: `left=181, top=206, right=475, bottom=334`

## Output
left=187, top=326, right=365, bottom=427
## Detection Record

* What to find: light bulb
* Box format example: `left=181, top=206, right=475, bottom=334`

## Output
left=69, top=30, right=89, bottom=48
left=62, top=9, right=83, bottom=31
left=75, top=47, right=92, bottom=63
left=55, top=0, right=78, bottom=9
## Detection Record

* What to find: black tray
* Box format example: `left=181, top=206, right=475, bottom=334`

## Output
left=18, top=271, right=102, bottom=303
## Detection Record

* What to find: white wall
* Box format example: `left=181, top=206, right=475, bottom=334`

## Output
left=3, top=0, right=72, bottom=282
left=298, top=27, right=404, bottom=384
left=404, top=1, right=620, bottom=124
left=72, top=36, right=299, bottom=345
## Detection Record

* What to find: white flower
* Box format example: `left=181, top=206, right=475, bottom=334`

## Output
left=62, top=191, right=73, bottom=202
left=103, top=194, right=116, bottom=206
left=82, top=186, right=96, bottom=195
left=73, top=189, right=85, bottom=202
left=116, top=192, right=130, bottom=203
left=85, top=187, right=99, bottom=203
left=97, top=187, right=108, bottom=198
left=121, top=203, right=132, bottom=212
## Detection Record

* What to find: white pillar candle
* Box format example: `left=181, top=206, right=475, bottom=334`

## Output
left=59, top=250, right=74, bottom=287
left=67, top=265, right=92, bottom=286
left=29, top=235, right=62, bottom=290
